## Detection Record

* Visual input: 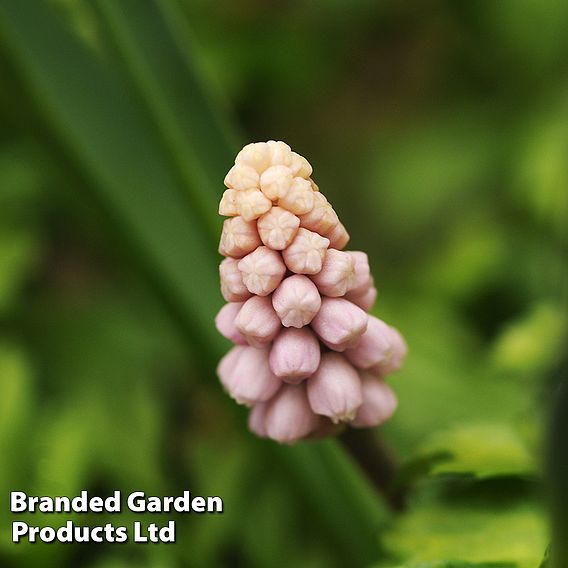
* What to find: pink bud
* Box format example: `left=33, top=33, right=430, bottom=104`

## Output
left=282, top=228, right=330, bottom=275
left=310, top=179, right=320, bottom=192
left=325, top=222, right=350, bottom=250
left=248, top=403, right=268, bottom=438
left=264, top=383, right=319, bottom=444
left=289, top=152, right=313, bottom=178
left=310, top=249, right=355, bottom=297
left=345, top=285, right=377, bottom=311
left=219, top=216, right=262, bottom=258
left=269, top=327, right=321, bottom=382
left=235, top=142, right=271, bottom=173
left=372, top=327, right=408, bottom=375
left=347, top=252, right=371, bottom=294
left=237, top=246, right=286, bottom=296
left=260, top=165, right=293, bottom=200
left=299, top=192, right=339, bottom=234
left=219, top=257, right=252, bottom=302
left=235, top=295, right=282, bottom=347
left=218, top=189, right=239, bottom=216
left=310, top=297, right=368, bottom=351
left=224, top=164, right=260, bottom=190
left=272, top=275, right=321, bottom=328
left=307, top=352, right=363, bottom=423
left=278, top=177, right=314, bottom=215
left=217, top=345, right=245, bottom=385
left=237, top=189, right=272, bottom=222
left=351, top=374, right=397, bottom=428
left=344, top=316, right=393, bottom=369
left=215, top=302, right=247, bottom=345
left=257, top=206, right=300, bottom=250
left=267, top=140, right=293, bottom=167
left=219, top=346, right=281, bottom=406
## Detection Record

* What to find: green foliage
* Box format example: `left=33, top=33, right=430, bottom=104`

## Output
left=491, top=303, right=566, bottom=376
left=418, top=422, right=534, bottom=479
left=390, top=562, right=515, bottom=568
left=382, top=485, right=546, bottom=568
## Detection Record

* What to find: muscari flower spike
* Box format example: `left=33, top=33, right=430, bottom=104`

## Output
left=216, top=141, right=407, bottom=444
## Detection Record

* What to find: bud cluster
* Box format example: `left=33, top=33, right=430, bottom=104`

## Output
left=216, top=141, right=406, bottom=444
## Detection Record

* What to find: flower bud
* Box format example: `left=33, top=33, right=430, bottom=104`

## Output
left=272, top=275, right=321, bottom=328
left=218, top=141, right=407, bottom=440
left=219, top=257, right=252, bottom=302
left=282, top=228, right=330, bottom=275
left=264, top=383, right=318, bottom=444
left=267, top=140, right=293, bottom=167
left=215, top=302, right=247, bottom=345
left=351, top=374, right=397, bottom=428
left=235, top=295, right=282, bottom=347
left=269, top=327, right=321, bottom=382
left=347, top=252, right=371, bottom=294
left=310, top=297, right=368, bottom=351
left=307, top=352, right=363, bottom=423
left=235, top=142, right=271, bottom=173
left=219, top=346, right=281, bottom=406
left=237, top=189, right=272, bottom=221
left=238, top=246, right=286, bottom=296
left=257, top=206, right=300, bottom=250
left=310, top=249, right=355, bottom=297
left=217, top=345, right=245, bottom=385
left=248, top=403, right=268, bottom=438
left=260, top=165, right=294, bottom=200
left=289, top=152, right=313, bottom=178
left=219, top=216, right=262, bottom=258
left=325, top=221, right=350, bottom=250
left=224, top=164, right=260, bottom=190
left=278, top=177, right=314, bottom=215
left=372, top=326, right=408, bottom=376
left=219, top=189, right=239, bottom=216
left=344, top=316, right=393, bottom=369
left=299, top=192, right=339, bottom=234
left=345, top=285, right=377, bottom=311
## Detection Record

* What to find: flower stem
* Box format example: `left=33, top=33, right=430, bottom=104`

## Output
left=340, top=428, right=406, bottom=511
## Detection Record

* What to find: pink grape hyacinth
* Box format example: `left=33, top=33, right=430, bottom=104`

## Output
left=216, top=141, right=407, bottom=444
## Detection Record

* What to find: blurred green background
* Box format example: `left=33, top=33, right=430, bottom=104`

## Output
left=0, top=1, right=566, bottom=567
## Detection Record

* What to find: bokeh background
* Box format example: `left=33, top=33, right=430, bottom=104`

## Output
left=0, top=1, right=566, bottom=567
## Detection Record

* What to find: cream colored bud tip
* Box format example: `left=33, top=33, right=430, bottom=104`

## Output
left=235, top=142, right=271, bottom=174
left=257, top=207, right=300, bottom=250
left=238, top=246, right=287, bottom=296
left=219, top=216, right=262, bottom=258
left=278, top=177, right=315, bottom=215
left=260, top=165, right=294, bottom=201
left=219, top=189, right=239, bottom=217
left=271, top=274, right=321, bottom=328
left=224, top=164, right=260, bottom=191
left=236, top=188, right=272, bottom=222
left=282, top=228, right=330, bottom=275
